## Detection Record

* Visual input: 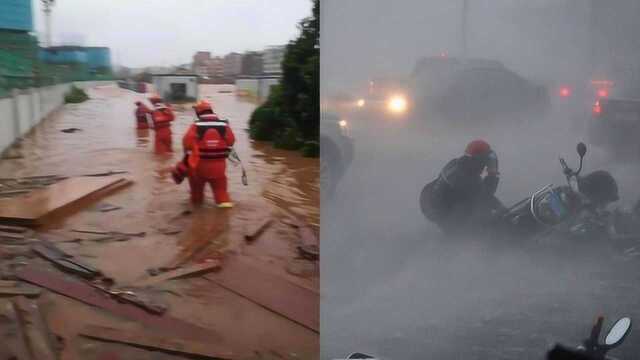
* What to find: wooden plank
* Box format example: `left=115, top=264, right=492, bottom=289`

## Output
left=0, top=299, right=32, bottom=360
left=0, top=176, right=130, bottom=221
left=80, top=325, right=235, bottom=359
left=15, top=267, right=228, bottom=344
left=244, top=218, right=273, bottom=242
left=13, top=297, right=57, bottom=360
left=0, top=285, right=41, bottom=297
left=0, top=224, right=30, bottom=233
left=134, top=261, right=221, bottom=287
left=203, top=256, right=319, bottom=332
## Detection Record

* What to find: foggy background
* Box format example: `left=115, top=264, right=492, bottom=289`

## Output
left=321, top=1, right=640, bottom=359
left=31, top=0, right=311, bottom=67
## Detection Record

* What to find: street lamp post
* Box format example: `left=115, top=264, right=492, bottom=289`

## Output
left=41, top=0, right=55, bottom=48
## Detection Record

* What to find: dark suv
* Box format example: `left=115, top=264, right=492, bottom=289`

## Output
left=409, top=56, right=549, bottom=126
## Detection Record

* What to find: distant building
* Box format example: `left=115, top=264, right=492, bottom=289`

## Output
left=262, top=45, right=286, bottom=75
left=39, top=45, right=112, bottom=75
left=192, top=51, right=211, bottom=77
left=241, top=51, right=263, bottom=76
left=208, top=56, right=224, bottom=79
left=193, top=51, right=210, bottom=66
left=0, top=0, right=33, bottom=32
left=223, top=52, right=242, bottom=80
left=152, top=73, right=198, bottom=102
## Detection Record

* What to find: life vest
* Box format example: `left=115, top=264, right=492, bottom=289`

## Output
left=193, top=120, right=231, bottom=160
left=152, top=106, right=174, bottom=129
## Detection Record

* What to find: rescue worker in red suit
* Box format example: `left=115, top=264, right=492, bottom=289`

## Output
left=420, top=139, right=505, bottom=234
left=149, top=96, right=175, bottom=154
left=134, top=101, right=151, bottom=129
left=181, top=101, right=235, bottom=208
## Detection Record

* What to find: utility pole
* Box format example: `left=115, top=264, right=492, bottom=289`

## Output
left=41, top=0, right=55, bottom=48
left=461, top=0, right=468, bottom=58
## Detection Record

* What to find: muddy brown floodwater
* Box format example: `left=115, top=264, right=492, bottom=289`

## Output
left=0, top=84, right=319, bottom=359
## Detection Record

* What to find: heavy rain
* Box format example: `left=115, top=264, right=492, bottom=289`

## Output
left=321, top=1, right=640, bottom=359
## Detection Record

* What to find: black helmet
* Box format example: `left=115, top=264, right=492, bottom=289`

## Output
left=577, top=170, right=619, bottom=206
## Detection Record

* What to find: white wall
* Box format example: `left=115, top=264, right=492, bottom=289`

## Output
left=152, top=76, right=198, bottom=100
left=258, top=78, right=280, bottom=99
left=235, top=78, right=259, bottom=97
left=236, top=77, right=281, bottom=101
left=0, top=81, right=113, bottom=153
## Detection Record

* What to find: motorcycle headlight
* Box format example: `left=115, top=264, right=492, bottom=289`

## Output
left=356, top=98, right=365, bottom=108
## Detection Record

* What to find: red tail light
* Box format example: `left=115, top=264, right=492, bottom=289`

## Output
left=597, top=89, right=608, bottom=98
left=593, top=100, right=601, bottom=115
left=559, top=87, right=571, bottom=97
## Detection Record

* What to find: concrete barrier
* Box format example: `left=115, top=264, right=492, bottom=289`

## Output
left=0, top=81, right=113, bottom=154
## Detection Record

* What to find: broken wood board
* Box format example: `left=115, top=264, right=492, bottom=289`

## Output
left=244, top=218, right=273, bottom=242
left=31, top=242, right=101, bottom=279
left=0, top=176, right=131, bottom=223
left=298, top=223, right=319, bottom=248
left=133, top=260, right=221, bottom=287
left=0, top=284, right=41, bottom=297
left=80, top=324, right=235, bottom=359
left=13, top=297, right=58, bottom=360
left=15, top=267, right=225, bottom=343
left=204, top=256, right=319, bottom=333
left=0, top=224, right=30, bottom=233
left=0, top=299, right=31, bottom=359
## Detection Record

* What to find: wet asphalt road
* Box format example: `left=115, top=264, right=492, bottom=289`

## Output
left=321, top=105, right=640, bottom=359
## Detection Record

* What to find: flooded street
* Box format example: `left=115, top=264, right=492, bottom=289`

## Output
left=322, top=108, right=640, bottom=359
left=0, top=84, right=319, bottom=358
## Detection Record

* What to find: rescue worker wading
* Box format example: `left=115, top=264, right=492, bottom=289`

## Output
left=134, top=101, right=151, bottom=129
left=420, top=139, right=504, bottom=234
left=149, top=96, right=175, bottom=153
left=181, top=100, right=236, bottom=208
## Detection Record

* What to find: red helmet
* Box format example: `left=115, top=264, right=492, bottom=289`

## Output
left=193, top=100, right=214, bottom=115
left=465, top=139, right=491, bottom=157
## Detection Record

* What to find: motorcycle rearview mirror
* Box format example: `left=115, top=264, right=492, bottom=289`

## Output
left=577, top=142, right=587, bottom=158
left=604, top=317, right=632, bottom=348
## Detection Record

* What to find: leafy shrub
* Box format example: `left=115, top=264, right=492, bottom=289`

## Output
left=64, top=85, right=89, bottom=103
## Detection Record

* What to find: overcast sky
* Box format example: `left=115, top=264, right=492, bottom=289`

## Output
left=32, top=0, right=312, bottom=68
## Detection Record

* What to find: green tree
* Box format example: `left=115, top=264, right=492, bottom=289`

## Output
left=280, top=0, right=319, bottom=141
left=248, top=0, right=319, bottom=152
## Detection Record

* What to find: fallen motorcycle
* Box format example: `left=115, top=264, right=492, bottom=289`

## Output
left=496, top=142, right=620, bottom=239
left=547, top=315, right=632, bottom=360
left=421, top=142, right=639, bottom=241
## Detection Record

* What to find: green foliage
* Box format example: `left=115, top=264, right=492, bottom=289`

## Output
left=64, top=85, right=89, bottom=103
left=247, top=0, right=319, bottom=154
left=274, top=128, right=303, bottom=150
left=301, top=141, right=320, bottom=158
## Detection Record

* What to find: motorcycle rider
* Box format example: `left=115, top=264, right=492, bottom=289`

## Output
left=421, top=139, right=504, bottom=233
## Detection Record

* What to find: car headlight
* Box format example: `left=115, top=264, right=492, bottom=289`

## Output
left=356, top=98, right=365, bottom=107
left=338, top=119, right=350, bottom=136
left=387, top=95, right=408, bottom=114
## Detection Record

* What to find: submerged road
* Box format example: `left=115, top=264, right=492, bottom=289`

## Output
left=322, top=106, right=640, bottom=359
left=0, top=84, right=319, bottom=358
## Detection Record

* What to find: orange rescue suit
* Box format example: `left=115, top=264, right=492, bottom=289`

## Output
left=135, top=103, right=151, bottom=129
left=182, top=117, right=236, bottom=204
left=151, top=105, right=175, bottom=153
